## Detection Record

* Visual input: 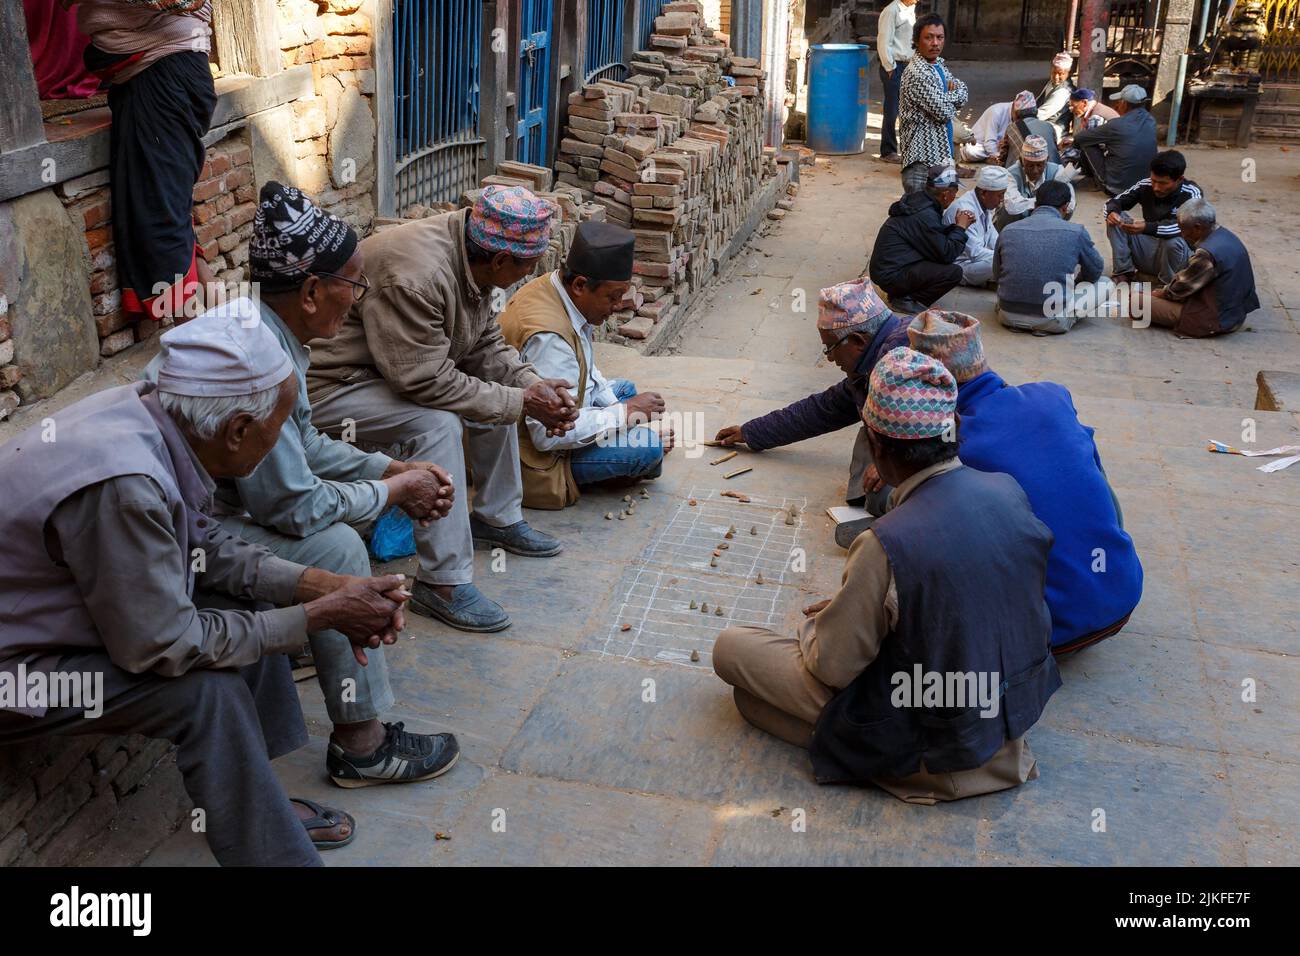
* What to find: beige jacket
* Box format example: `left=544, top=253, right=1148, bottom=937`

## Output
left=305, top=209, right=541, bottom=425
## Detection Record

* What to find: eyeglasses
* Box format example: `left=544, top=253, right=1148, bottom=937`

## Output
left=822, top=330, right=855, bottom=357
left=314, top=271, right=371, bottom=301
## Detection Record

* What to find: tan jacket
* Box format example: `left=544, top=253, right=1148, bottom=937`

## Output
left=305, top=209, right=541, bottom=425
left=498, top=274, right=587, bottom=509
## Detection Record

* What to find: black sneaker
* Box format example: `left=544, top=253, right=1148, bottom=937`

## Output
left=327, top=722, right=460, bottom=788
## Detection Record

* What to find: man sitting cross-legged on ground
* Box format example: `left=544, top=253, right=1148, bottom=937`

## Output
left=712, top=347, right=1061, bottom=803
left=869, top=311, right=1144, bottom=656
left=306, top=186, right=580, bottom=633
left=713, top=278, right=909, bottom=515
left=1105, top=149, right=1201, bottom=285
left=869, top=164, right=972, bottom=315
left=942, top=165, right=1008, bottom=287
left=995, top=135, right=1068, bottom=231
left=995, top=180, right=1105, bottom=335
left=1129, top=197, right=1260, bottom=338
left=144, top=182, right=460, bottom=788
left=499, top=221, right=674, bottom=505
left=0, top=315, right=422, bottom=864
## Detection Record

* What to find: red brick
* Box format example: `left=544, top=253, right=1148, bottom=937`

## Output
left=89, top=270, right=117, bottom=295
left=217, top=232, right=242, bottom=254
left=0, top=365, right=21, bottom=389
left=199, top=239, right=220, bottom=262
left=100, top=329, right=135, bottom=357
left=86, top=225, right=112, bottom=251
left=198, top=160, right=212, bottom=181
left=134, top=319, right=165, bottom=343
left=192, top=178, right=223, bottom=203
left=208, top=153, right=232, bottom=177
left=79, top=197, right=111, bottom=231
left=226, top=203, right=256, bottom=230
left=192, top=200, right=220, bottom=225
left=95, top=310, right=129, bottom=337
left=0, top=316, right=10, bottom=342
left=195, top=218, right=228, bottom=245
left=227, top=143, right=252, bottom=167
left=224, top=166, right=253, bottom=191
left=213, top=192, right=236, bottom=214
left=234, top=184, right=255, bottom=204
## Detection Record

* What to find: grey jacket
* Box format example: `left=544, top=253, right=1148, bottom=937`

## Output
left=993, top=206, right=1105, bottom=315
left=1072, top=107, right=1158, bottom=196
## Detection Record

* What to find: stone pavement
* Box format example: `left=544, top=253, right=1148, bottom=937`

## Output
left=133, top=62, right=1300, bottom=865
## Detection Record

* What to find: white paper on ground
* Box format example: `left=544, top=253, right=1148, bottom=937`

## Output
left=826, top=504, right=870, bottom=525
left=1257, top=454, right=1300, bottom=473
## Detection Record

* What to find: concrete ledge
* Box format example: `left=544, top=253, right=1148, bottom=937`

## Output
left=1255, top=370, right=1300, bottom=412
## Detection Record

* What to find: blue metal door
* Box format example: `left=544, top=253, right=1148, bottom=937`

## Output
left=393, top=0, right=484, bottom=211
left=585, top=0, right=626, bottom=81
left=516, top=0, right=553, bottom=166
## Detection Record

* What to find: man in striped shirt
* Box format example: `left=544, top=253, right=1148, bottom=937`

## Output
left=1104, top=150, right=1201, bottom=283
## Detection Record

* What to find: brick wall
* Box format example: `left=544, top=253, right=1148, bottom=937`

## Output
left=0, top=734, right=185, bottom=867
left=0, top=301, right=17, bottom=421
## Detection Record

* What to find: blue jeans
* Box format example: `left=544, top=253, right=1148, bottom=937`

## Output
left=569, top=379, right=666, bottom=485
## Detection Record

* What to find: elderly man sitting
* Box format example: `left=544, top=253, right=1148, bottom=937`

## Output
left=1002, top=93, right=1060, bottom=169
left=1059, top=88, right=1117, bottom=165
left=876, top=311, right=1144, bottom=655
left=306, top=186, right=580, bottom=633
left=957, top=92, right=1027, bottom=164
left=500, top=221, right=672, bottom=505
left=714, top=279, right=909, bottom=515
left=942, top=165, right=1008, bottom=287
left=1036, top=52, right=1076, bottom=142
left=0, top=315, right=427, bottom=865
left=144, top=182, right=459, bottom=788
left=712, top=347, right=1061, bottom=802
left=1129, top=198, right=1260, bottom=337
left=869, top=164, right=973, bottom=314
left=995, top=135, right=1066, bottom=231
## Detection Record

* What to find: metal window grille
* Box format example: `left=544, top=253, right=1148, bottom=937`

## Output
left=637, top=0, right=667, bottom=50
left=393, top=0, right=484, bottom=212
left=585, top=0, right=626, bottom=82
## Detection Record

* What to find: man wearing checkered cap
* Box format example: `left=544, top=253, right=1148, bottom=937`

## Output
left=307, top=186, right=580, bottom=633
left=713, top=347, right=1060, bottom=802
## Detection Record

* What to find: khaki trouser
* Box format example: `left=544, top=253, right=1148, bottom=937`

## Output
left=712, top=625, right=1039, bottom=804
left=311, top=379, right=524, bottom=587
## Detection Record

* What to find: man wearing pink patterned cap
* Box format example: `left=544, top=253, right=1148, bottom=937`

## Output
left=713, top=346, right=1060, bottom=803
left=307, top=186, right=579, bottom=633
left=714, top=277, right=909, bottom=515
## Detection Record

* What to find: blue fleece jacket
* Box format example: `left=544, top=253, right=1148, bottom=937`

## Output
left=741, top=314, right=910, bottom=451
left=956, top=370, right=1143, bottom=647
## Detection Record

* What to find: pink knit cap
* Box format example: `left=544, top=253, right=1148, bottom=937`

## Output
left=817, top=277, right=892, bottom=333
left=467, top=185, right=555, bottom=257
left=863, top=347, right=958, bottom=440
left=906, top=310, right=988, bottom=383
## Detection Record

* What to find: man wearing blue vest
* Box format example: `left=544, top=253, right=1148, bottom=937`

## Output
left=1130, top=198, right=1260, bottom=337
left=903, top=311, right=1144, bottom=654
left=713, top=347, right=1060, bottom=802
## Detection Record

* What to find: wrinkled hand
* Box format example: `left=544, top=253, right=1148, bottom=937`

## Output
left=524, top=379, right=579, bottom=436
left=714, top=425, right=745, bottom=446
left=1105, top=211, right=1124, bottom=227
left=1120, top=218, right=1146, bottom=235
left=624, top=391, right=666, bottom=427
left=304, top=574, right=410, bottom=666
left=862, top=463, right=884, bottom=494
left=803, top=599, right=831, bottom=617
left=955, top=209, right=976, bottom=229
left=386, top=468, right=453, bottom=526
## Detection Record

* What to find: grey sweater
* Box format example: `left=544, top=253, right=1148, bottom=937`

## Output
left=993, top=206, right=1105, bottom=315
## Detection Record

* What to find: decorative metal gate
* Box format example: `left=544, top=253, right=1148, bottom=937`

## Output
left=393, top=0, right=484, bottom=212
left=1261, top=0, right=1300, bottom=81
left=1021, top=0, right=1069, bottom=48
left=516, top=0, right=553, bottom=165
left=585, top=0, right=626, bottom=81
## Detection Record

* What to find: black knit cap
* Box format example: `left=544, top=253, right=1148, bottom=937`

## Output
left=249, top=181, right=358, bottom=291
left=566, top=221, right=634, bottom=282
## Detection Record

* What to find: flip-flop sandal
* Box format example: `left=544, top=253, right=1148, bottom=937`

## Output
left=291, top=797, right=357, bottom=851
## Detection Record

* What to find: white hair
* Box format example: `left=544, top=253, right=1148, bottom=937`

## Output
left=1177, top=197, right=1216, bottom=229
left=158, top=383, right=284, bottom=440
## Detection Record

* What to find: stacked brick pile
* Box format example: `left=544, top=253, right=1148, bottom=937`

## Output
left=553, top=0, right=773, bottom=340
left=0, top=301, right=17, bottom=422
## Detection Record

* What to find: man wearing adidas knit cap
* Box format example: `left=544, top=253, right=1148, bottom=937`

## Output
left=713, top=346, right=1061, bottom=802
left=307, top=185, right=580, bottom=633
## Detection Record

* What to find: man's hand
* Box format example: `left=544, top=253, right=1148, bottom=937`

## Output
left=1120, top=218, right=1146, bottom=235
left=302, top=574, right=410, bottom=665
left=714, top=425, right=746, bottom=446
left=985, top=156, right=1002, bottom=167
left=1105, top=211, right=1124, bottom=227
left=383, top=468, right=453, bottom=526
left=955, top=209, right=976, bottom=229
left=624, top=391, right=666, bottom=427
left=946, top=77, right=957, bottom=92
left=524, top=379, right=579, bottom=436
left=862, top=463, right=885, bottom=494
left=803, top=599, right=831, bottom=617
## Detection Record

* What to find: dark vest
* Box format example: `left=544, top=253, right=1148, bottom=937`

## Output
left=1177, top=226, right=1258, bottom=337
left=810, top=466, right=1062, bottom=783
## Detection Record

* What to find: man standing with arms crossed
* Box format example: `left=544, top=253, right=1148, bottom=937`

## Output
left=898, top=13, right=972, bottom=193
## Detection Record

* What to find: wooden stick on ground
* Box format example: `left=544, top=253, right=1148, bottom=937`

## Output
left=723, top=466, right=752, bottom=480
left=710, top=450, right=738, bottom=466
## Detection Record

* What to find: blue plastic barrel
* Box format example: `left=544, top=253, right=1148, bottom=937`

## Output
left=807, top=44, right=871, bottom=155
